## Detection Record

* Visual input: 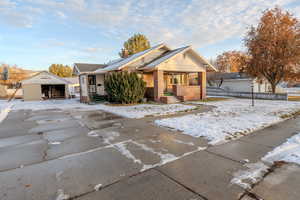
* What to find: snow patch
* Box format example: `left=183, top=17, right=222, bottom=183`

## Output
left=232, top=133, right=300, bottom=190
left=262, top=132, right=300, bottom=165
left=7, top=99, right=195, bottom=118
left=50, top=141, right=61, bottom=145
left=130, top=141, right=206, bottom=171
left=173, top=139, right=194, bottom=146
left=102, top=131, right=120, bottom=144
left=58, top=140, right=129, bottom=160
left=114, top=142, right=142, bottom=164
left=55, top=171, right=63, bottom=182
left=0, top=103, right=12, bottom=123
left=56, top=189, right=70, bottom=200
left=156, top=99, right=300, bottom=145
left=87, top=130, right=100, bottom=137
left=94, top=184, right=102, bottom=191
left=231, top=162, right=269, bottom=189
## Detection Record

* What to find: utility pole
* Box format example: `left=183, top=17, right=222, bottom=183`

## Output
left=251, top=82, right=254, bottom=107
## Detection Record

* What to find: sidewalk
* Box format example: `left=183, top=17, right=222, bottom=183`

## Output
left=77, top=116, right=300, bottom=200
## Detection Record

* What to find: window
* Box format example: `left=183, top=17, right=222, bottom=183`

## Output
left=88, top=75, right=96, bottom=85
left=168, top=74, right=186, bottom=85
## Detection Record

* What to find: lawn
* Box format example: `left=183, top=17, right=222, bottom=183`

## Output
left=156, top=99, right=300, bottom=145
left=0, top=99, right=197, bottom=119
left=193, top=97, right=231, bottom=102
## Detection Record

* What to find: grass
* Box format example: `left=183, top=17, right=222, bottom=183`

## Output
left=105, top=101, right=164, bottom=106
left=195, top=97, right=231, bottom=102
left=280, top=109, right=300, bottom=119
left=163, top=92, right=174, bottom=96
left=288, top=96, right=300, bottom=101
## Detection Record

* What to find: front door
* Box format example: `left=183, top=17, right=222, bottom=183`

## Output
left=88, top=75, right=96, bottom=96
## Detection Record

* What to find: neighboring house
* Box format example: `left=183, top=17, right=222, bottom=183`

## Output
left=64, top=77, right=80, bottom=97
left=0, top=84, right=23, bottom=99
left=72, top=63, right=107, bottom=76
left=73, top=43, right=217, bottom=103
left=21, top=71, right=71, bottom=101
left=207, top=72, right=272, bottom=93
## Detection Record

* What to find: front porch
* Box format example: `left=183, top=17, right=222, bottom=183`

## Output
left=144, top=70, right=206, bottom=103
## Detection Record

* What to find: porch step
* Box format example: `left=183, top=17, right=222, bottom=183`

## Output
left=160, top=96, right=181, bottom=104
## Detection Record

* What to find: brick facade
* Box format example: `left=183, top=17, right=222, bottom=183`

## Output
left=172, top=85, right=201, bottom=101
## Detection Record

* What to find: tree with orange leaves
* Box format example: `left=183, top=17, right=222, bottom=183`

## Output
left=244, top=7, right=300, bottom=93
left=216, top=51, right=248, bottom=73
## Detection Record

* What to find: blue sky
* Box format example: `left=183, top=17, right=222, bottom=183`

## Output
left=0, top=0, right=300, bottom=70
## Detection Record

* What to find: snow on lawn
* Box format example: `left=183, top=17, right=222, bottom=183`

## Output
left=262, top=132, right=300, bottom=165
left=156, top=99, right=300, bottom=145
left=4, top=99, right=195, bottom=119
left=231, top=162, right=269, bottom=189
left=231, top=132, right=300, bottom=189
left=0, top=100, right=12, bottom=123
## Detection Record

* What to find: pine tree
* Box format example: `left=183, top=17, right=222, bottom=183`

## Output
left=119, top=34, right=150, bottom=58
left=104, top=72, right=146, bottom=104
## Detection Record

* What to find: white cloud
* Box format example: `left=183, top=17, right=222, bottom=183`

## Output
left=56, top=0, right=297, bottom=48
left=55, top=11, right=67, bottom=19
left=0, top=0, right=39, bottom=28
left=1, top=0, right=299, bottom=47
left=83, top=47, right=101, bottom=53
left=0, top=0, right=15, bottom=7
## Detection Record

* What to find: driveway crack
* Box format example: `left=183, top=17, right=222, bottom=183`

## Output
left=154, top=168, right=209, bottom=200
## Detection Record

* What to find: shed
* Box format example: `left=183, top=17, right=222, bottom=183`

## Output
left=21, top=71, right=71, bottom=101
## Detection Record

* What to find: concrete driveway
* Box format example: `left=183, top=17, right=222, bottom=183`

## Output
left=0, top=107, right=210, bottom=200
left=0, top=107, right=299, bottom=200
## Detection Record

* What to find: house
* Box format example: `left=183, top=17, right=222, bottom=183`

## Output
left=0, top=84, right=23, bottom=99
left=63, top=77, right=80, bottom=97
left=21, top=71, right=71, bottom=101
left=207, top=72, right=272, bottom=93
left=72, top=63, right=107, bottom=76
left=74, top=43, right=217, bottom=103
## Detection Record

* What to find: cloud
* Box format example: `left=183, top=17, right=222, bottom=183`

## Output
left=0, top=0, right=39, bottom=28
left=83, top=47, right=101, bottom=53
left=1, top=0, right=299, bottom=47
left=55, top=11, right=67, bottom=19
left=54, top=0, right=297, bottom=48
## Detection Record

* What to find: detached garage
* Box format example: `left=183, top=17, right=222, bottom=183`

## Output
left=21, top=71, right=71, bottom=101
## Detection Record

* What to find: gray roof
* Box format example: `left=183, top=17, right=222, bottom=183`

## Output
left=95, top=43, right=166, bottom=73
left=74, top=63, right=107, bottom=73
left=63, top=77, right=79, bottom=84
left=22, top=71, right=71, bottom=85
left=76, top=43, right=217, bottom=74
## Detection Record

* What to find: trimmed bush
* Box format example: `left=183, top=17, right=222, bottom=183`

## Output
left=104, top=72, right=146, bottom=104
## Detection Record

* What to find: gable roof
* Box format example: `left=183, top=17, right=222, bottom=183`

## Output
left=21, top=71, right=71, bottom=85
left=140, top=46, right=190, bottom=70
left=140, top=46, right=217, bottom=72
left=63, top=77, right=79, bottom=84
left=74, top=63, right=107, bottom=74
left=95, top=43, right=169, bottom=73
left=79, top=43, right=217, bottom=74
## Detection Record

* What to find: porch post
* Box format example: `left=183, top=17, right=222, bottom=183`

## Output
left=198, top=72, right=206, bottom=99
left=154, top=70, right=164, bottom=102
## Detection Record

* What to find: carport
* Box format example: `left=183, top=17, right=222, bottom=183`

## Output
left=21, top=71, right=71, bottom=101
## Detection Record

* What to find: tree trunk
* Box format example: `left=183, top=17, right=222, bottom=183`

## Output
left=271, top=83, right=276, bottom=94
